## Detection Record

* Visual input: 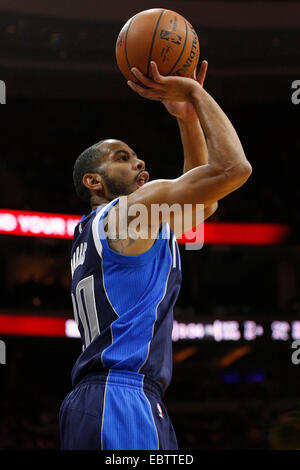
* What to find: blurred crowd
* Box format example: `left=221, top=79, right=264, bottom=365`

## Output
left=0, top=352, right=299, bottom=450
left=0, top=396, right=59, bottom=450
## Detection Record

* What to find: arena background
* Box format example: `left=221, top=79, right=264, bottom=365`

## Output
left=0, top=0, right=300, bottom=450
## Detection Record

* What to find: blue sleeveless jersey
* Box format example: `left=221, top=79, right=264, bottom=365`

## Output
left=70, top=197, right=182, bottom=396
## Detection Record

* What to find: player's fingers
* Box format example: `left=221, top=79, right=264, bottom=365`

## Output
left=196, top=60, right=208, bottom=86
left=150, top=61, right=165, bottom=84
left=130, top=67, right=155, bottom=88
left=127, top=80, right=145, bottom=94
left=127, top=80, right=163, bottom=100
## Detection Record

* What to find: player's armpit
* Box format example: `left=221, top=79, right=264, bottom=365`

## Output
left=104, top=201, right=162, bottom=255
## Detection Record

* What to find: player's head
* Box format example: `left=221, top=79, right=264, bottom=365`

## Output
left=73, top=139, right=149, bottom=206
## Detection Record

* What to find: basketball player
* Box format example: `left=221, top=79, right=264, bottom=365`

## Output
left=59, top=61, right=252, bottom=450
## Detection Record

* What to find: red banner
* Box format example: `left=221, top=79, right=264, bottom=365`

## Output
left=0, top=209, right=290, bottom=245
left=0, top=314, right=66, bottom=337
left=0, top=209, right=80, bottom=239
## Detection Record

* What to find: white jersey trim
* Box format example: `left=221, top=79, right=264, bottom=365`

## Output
left=91, top=198, right=120, bottom=258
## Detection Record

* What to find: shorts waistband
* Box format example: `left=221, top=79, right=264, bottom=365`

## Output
left=76, top=370, right=163, bottom=400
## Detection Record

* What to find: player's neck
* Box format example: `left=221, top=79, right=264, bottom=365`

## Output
left=90, top=194, right=111, bottom=211
left=91, top=201, right=109, bottom=211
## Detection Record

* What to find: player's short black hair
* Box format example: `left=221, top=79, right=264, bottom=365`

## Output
left=73, top=140, right=106, bottom=204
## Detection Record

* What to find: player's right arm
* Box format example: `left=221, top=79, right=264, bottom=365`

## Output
left=126, top=63, right=252, bottom=234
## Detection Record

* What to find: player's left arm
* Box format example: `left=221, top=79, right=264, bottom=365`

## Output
left=162, top=60, right=218, bottom=221
left=176, top=113, right=218, bottom=219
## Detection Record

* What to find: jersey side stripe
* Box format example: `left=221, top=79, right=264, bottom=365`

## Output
left=171, top=233, right=176, bottom=268
left=142, top=376, right=159, bottom=450
left=138, top=223, right=172, bottom=373
left=100, top=369, right=110, bottom=450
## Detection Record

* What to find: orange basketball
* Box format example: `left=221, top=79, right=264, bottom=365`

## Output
left=115, top=8, right=200, bottom=82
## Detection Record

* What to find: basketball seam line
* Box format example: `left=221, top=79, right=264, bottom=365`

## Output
left=124, top=16, right=136, bottom=75
left=146, top=9, right=166, bottom=77
left=166, top=20, right=188, bottom=76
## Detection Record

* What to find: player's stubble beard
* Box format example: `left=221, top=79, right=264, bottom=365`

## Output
left=100, top=169, right=136, bottom=199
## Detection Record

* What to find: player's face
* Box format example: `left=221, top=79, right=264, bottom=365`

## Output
left=97, top=140, right=149, bottom=198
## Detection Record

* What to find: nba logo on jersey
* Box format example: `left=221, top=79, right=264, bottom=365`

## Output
left=79, top=222, right=83, bottom=233
left=157, top=403, right=164, bottom=419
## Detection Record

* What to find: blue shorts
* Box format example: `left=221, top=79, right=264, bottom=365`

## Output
left=59, top=370, right=178, bottom=450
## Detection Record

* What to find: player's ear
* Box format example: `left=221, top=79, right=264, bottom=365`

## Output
left=82, top=173, right=104, bottom=192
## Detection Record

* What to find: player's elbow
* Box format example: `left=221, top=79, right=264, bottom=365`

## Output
left=204, top=201, right=218, bottom=220
left=212, top=201, right=218, bottom=213
left=226, top=161, right=252, bottom=184
left=239, top=161, right=252, bottom=180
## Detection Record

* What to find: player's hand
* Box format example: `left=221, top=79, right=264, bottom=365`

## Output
left=127, top=61, right=201, bottom=103
left=162, top=60, right=208, bottom=121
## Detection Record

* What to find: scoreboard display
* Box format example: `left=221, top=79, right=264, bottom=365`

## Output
left=0, top=315, right=299, bottom=343
left=171, top=319, right=300, bottom=342
left=66, top=318, right=300, bottom=343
